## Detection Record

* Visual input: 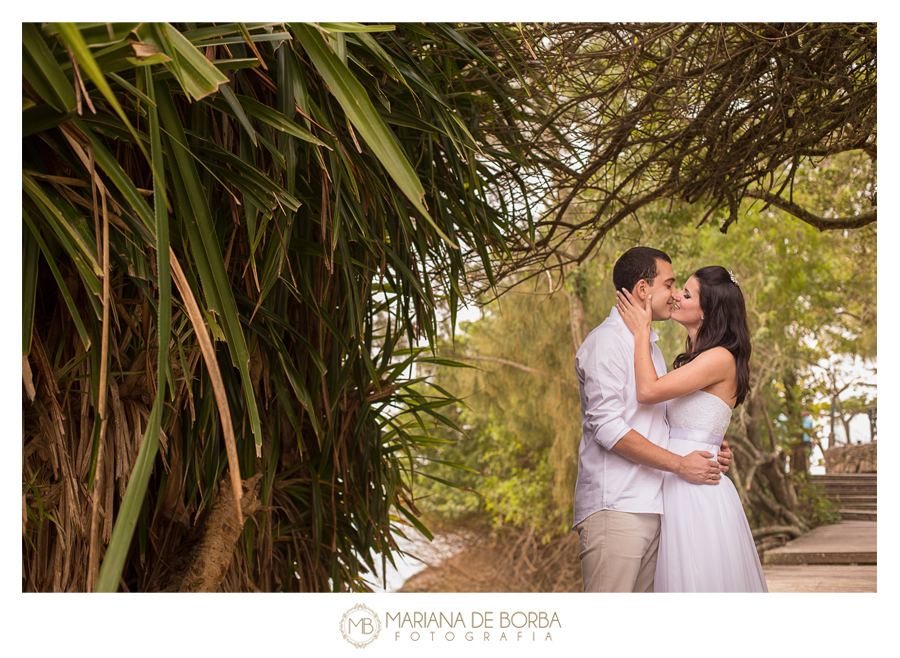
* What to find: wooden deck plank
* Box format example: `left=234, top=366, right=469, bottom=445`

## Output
left=763, top=521, right=876, bottom=565
left=762, top=565, right=877, bottom=593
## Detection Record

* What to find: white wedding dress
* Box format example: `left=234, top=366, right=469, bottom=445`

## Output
left=655, top=390, right=768, bottom=592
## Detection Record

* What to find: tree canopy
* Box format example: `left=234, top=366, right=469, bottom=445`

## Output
left=467, top=22, right=876, bottom=285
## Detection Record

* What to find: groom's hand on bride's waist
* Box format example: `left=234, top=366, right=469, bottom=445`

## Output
left=716, top=440, right=733, bottom=474
left=677, top=451, right=721, bottom=485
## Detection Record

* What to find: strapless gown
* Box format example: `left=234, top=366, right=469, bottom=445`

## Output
left=656, top=390, right=768, bottom=592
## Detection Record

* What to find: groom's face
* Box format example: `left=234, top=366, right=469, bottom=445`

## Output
left=645, top=259, right=677, bottom=322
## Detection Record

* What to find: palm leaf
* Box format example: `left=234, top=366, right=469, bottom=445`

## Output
left=54, top=23, right=150, bottom=162
left=293, top=23, right=453, bottom=245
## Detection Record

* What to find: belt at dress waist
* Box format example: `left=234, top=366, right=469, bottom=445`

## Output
left=668, top=427, right=724, bottom=448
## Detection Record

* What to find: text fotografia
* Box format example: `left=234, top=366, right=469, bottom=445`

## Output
left=387, top=611, right=561, bottom=642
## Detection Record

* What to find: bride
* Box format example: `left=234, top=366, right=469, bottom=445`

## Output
left=616, top=265, right=768, bottom=593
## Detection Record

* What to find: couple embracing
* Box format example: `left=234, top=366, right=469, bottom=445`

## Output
left=574, top=247, right=768, bottom=593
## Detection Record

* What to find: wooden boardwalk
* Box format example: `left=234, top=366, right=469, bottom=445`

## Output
left=762, top=521, right=876, bottom=593
left=763, top=565, right=876, bottom=593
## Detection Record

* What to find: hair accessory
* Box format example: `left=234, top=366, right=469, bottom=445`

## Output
left=728, top=270, right=740, bottom=287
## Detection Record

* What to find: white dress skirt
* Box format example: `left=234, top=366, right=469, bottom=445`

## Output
left=655, top=390, right=768, bottom=593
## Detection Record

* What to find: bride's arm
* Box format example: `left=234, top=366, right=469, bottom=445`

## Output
left=616, top=289, right=732, bottom=405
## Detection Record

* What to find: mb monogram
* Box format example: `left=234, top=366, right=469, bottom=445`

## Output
left=340, top=604, right=382, bottom=648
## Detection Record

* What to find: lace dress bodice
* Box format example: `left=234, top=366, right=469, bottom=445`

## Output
left=666, top=390, right=733, bottom=438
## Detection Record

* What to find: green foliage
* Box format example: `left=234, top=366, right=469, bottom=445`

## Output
left=417, top=413, right=560, bottom=539
left=416, top=276, right=581, bottom=539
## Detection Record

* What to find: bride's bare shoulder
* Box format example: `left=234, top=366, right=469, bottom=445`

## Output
left=695, top=346, right=735, bottom=366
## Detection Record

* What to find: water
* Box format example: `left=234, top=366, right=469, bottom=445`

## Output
left=365, top=529, right=472, bottom=592
left=365, top=534, right=427, bottom=592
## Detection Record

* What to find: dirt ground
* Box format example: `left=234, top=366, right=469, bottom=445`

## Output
left=399, top=527, right=581, bottom=593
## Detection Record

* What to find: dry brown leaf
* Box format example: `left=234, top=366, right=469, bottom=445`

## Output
left=22, top=355, right=36, bottom=401
left=169, top=249, right=244, bottom=525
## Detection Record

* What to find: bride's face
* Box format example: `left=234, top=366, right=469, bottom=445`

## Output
left=671, top=276, right=703, bottom=327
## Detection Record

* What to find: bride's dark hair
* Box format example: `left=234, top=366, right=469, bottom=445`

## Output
left=673, top=266, right=751, bottom=406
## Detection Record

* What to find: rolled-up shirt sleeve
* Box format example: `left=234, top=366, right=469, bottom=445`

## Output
left=577, top=331, right=632, bottom=451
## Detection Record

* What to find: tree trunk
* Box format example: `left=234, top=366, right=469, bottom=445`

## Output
left=151, top=472, right=262, bottom=592
left=564, top=285, right=589, bottom=352
left=737, top=392, right=810, bottom=537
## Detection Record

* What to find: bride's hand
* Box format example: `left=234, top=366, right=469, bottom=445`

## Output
left=615, top=287, right=653, bottom=336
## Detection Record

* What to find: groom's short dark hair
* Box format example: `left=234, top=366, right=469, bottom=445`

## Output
left=613, top=247, right=672, bottom=293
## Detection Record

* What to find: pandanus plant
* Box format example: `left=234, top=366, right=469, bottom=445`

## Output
left=22, top=22, right=541, bottom=591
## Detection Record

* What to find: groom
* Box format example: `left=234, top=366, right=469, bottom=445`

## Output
left=573, top=246, right=733, bottom=592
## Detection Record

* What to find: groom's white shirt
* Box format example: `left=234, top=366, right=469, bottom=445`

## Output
left=573, top=307, right=669, bottom=527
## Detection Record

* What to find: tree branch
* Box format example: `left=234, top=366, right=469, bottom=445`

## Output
left=742, top=190, right=876, bottom=231
left=751, top=524, right=804, bottom=540
left=452, top=355, right=578, bottom=389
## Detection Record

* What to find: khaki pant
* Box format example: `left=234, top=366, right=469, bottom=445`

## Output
left=575, top=510, right=661, bottom=592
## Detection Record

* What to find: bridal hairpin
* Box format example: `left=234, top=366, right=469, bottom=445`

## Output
left=728, top=270, right=740, bottom=287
